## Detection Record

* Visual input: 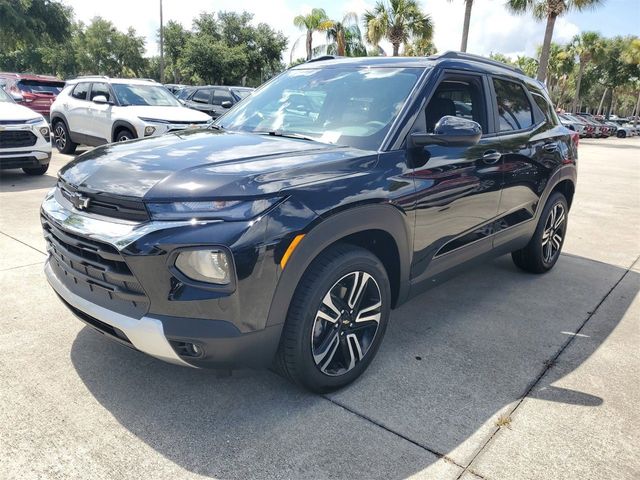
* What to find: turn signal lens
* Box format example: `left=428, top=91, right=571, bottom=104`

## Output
left=175, top=249, right=231, bottom=284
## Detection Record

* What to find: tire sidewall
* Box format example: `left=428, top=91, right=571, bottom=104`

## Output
left=536, top=192, right=568, bottom=270
left=291, top=252, right=391, bottom=391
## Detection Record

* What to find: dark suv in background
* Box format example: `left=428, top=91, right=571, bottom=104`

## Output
left=41, top=52, right=577, bottom=392
left=0, top=72, right=65, bottom=119
left=183, top=85, right=253, bottom=118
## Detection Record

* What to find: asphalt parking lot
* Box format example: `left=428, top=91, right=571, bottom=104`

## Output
left=1, top=137, right=639, bottom=480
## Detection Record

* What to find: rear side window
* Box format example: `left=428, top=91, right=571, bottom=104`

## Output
left=192, top=89, right=211, bottom=104
left=493, top=78, right=533, bottom=132
left=71, top=83, right=89, bottom=100
left=213, top=89, right=234, bottom=105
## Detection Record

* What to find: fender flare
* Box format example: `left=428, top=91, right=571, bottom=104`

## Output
left=265, top=204, right=413, bottom=327
left=111, top=120, right=138, bottom=142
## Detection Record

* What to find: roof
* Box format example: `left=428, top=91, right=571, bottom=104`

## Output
left=292, top=51, right=542, bottom=91
left=65, top=76, right=158, bottom=86
left=0, top=72, right=63, bottom=82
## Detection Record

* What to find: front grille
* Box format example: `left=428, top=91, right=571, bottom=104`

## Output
left=58, top=180, right=150, bottom=222
left=0, top=130, right=37, bottom=148
left=42, top=215, right=149, bottom=318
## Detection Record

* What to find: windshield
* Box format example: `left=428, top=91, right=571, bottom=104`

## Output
left=0, top=88, right=14, bottom=103
left=219, top=67, right=423, bottom=150
left=112, top=84, right=180, bottom=107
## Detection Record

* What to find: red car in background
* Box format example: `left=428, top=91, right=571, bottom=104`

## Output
left=0, top=73, right=65, bottom=120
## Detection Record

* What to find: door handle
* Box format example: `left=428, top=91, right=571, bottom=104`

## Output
left=543, top=142, right=558, bottom=152
left=482, top=150, right=501, bottom=164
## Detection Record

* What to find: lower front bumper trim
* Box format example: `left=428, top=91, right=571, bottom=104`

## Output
left=45, top=261, right=193, bottom=367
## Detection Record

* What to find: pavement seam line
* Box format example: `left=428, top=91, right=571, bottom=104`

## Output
left=0, top=230, right=47, bottom=255
left=321, top=394, right=487, bottom=478
left=0, top=261, right=44, bottom=272
left=456, top=253, right=640, bottom=480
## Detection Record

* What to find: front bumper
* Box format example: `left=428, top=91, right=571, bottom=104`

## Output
left=41, top=188, right=284, bottom=369
left=0, top=123, right=51, bottom=169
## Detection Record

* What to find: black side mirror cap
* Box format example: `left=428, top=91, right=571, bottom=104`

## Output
left=411, top=115, right=482, bottom=147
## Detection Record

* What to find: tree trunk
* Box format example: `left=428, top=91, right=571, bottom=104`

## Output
left=572, top=61, right=585, bottom=113
left=306, top=30, right=313, bottom=60
left=536, top=13, right=557, bottom=82
left=597, top=87, right=608, bottom=115
left=460, top=0, right=473, bottom=52
left=607, top=89, right=616, bottom=119
left=633, top=90, right=640, bottom=127
left=392, top=43, right=400, bottom=56
left=337, top=31, right=346, bottom=56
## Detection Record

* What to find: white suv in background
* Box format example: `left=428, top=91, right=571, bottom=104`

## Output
left=50, top=77, right=211, bottom=154
left=0, top=87, right=51, bottom=175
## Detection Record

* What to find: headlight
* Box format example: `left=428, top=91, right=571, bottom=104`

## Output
left=144, top=126, right=156, bottom=136
left=26, top=117, right=46, bottom=125
left=146, top=198, right=280, bottom=221
left=175, top=249, right=231, bottom=284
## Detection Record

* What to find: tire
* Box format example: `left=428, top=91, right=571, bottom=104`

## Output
left=617, top=130, right=626, bottom=138
left=52, top=120, right=77, bottom=154
left=512, top=192, right=568, bottom=274
left=22, top=164, right=49, bottom=175
left=276, top=244, right=391, bottom=393
left=115, top=129, right=134, bottom=142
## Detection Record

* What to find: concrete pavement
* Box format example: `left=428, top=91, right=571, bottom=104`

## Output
left=0, top=137, right=638, bottom=479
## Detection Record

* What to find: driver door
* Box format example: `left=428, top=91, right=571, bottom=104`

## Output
left=409, top=71, right=503, bottom=283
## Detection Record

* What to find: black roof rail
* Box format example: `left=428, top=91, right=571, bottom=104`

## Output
left=433, top=51, right=525, bottom=75
left=306, top=55, right=342, bottom=64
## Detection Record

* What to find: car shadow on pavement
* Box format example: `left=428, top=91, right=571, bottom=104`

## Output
left=0, top=169, right=58, bottom=193
left=69, top=253, right=638, bottom=479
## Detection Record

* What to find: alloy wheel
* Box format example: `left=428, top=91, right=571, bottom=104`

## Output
left=542, top=203, right=565, bottom=264
left=311, top=271, right=382, bottom=376
left=54, top=125, right=66, bottom=149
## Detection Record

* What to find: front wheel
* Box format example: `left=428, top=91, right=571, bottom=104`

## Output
left=512, top=192, right=568, bottom=273
left=22, top=164, right=49, bottom=175
left=276, top=244, right=391, bottom=393
left=115, top=129, right=134, bottom=142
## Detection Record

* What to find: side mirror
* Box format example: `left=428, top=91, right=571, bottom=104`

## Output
left=411, top=116, right=482, bottom=147
left=221, top=100, right=233, bottom=108
left=92, top=95, right=110, bottom=104
left=10, top=91, right=23, bottom=102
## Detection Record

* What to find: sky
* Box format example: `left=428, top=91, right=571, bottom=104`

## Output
left=62, top=0, right=640, bottom=62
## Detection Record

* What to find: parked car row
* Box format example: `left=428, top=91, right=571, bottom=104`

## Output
left=558, top=111, right=638, bottom=138
left=164, top=83, right=254, bottom=119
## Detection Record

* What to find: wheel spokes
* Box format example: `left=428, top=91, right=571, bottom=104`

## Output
left=313, top=329, right=340, bottom=371
left=355, top=300, right=381, bottom=323
left=554, top=207, right=565, bottom=229
left=317, top=291, right=341, bottom=324
left=346, top=272, right=371, bottom=311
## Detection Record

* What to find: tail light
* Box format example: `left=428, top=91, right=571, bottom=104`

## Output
left=21, top=92, right=36, bottom=103
left=571, top=131, right=579, bottom=148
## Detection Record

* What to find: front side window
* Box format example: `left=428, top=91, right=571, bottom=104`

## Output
left=111, top=84, right=180, bottom=107
left=425, top=76, right=487, bottom=133
left=493, top=78, right=533, bottom=132
left=192, top=89, right=212, bottom=104
left=90, top=82, right=111, bottom=102
left=219, top=67, right=423, bottom=150
left=71, top=83, right=89, bottom=100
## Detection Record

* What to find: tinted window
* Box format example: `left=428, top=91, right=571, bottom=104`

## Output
left=90, top=82, right=111, bottom=101
left=17, top=79, right=64, bottom=94
left=71, top=83, right=90, bottom=100
left=531, top=92, right=557, bottom=125
left=213, top=89, right=234, bottom=105
left=493, top=78, right=533, bottom=131
left=425, top=77, right=487, bottom=133
left=192, top=89, right=212, bottom=104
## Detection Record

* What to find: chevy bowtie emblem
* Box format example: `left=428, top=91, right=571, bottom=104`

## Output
left=69, top=192, right=91, bottom=210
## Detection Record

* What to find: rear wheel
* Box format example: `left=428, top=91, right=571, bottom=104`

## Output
left=512, top=192, right=568, bottom=273
left=53, top=121, right=77, bottom=154
left=22, top=164, right=49, bottom=175
left=276, top=244, right=391, bottom=393
left=617, top=130, right=626, bottom=138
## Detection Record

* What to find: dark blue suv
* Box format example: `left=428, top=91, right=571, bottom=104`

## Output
left=41, top=52, right=578, bottom=392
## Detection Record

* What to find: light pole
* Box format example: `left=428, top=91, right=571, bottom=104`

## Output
left=159, top=0, right=164, bottom=83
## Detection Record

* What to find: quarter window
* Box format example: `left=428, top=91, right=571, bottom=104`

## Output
left=531, top=92, right=557, bottom=125
left=493, top=78, right=534, bottom=131
left=71, top=83, right=89, bottom=100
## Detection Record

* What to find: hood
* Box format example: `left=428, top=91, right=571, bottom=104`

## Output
left=0, top=102, right=45, bottom=122
left=59, top=130, right=375, bottom=200
left=123, top=105, right=211, bottom=122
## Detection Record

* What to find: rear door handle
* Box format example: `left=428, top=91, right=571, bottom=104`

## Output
left=482, top=150, right=501, bottom=164
left=543, top=142, right=558, bottom=152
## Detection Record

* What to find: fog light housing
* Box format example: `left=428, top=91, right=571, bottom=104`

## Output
left=175, top=249, right=231, bottom=285
left=144, top=125, right=156, bottom=136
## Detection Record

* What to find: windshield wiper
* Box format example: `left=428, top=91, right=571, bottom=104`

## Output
left=256, top=130, right=318, bottom=142
left=207, top=122, right=223, bottom=130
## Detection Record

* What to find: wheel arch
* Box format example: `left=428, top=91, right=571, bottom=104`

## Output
left=265, top=204, right=413, bottom=328
left=111, top=120, right=138, bottom=142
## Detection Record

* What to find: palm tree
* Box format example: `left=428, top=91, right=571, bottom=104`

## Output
left=448, top=0, right=474, bottom=52
left=364, top=0, right=434, bottom=57
left=320, top=12, right=364, bottom=57
left=506, top=0, right=604, bottom=83
left=293, top=8, right=329, bottom=61
left=569, top=31, right=603, bottom=113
